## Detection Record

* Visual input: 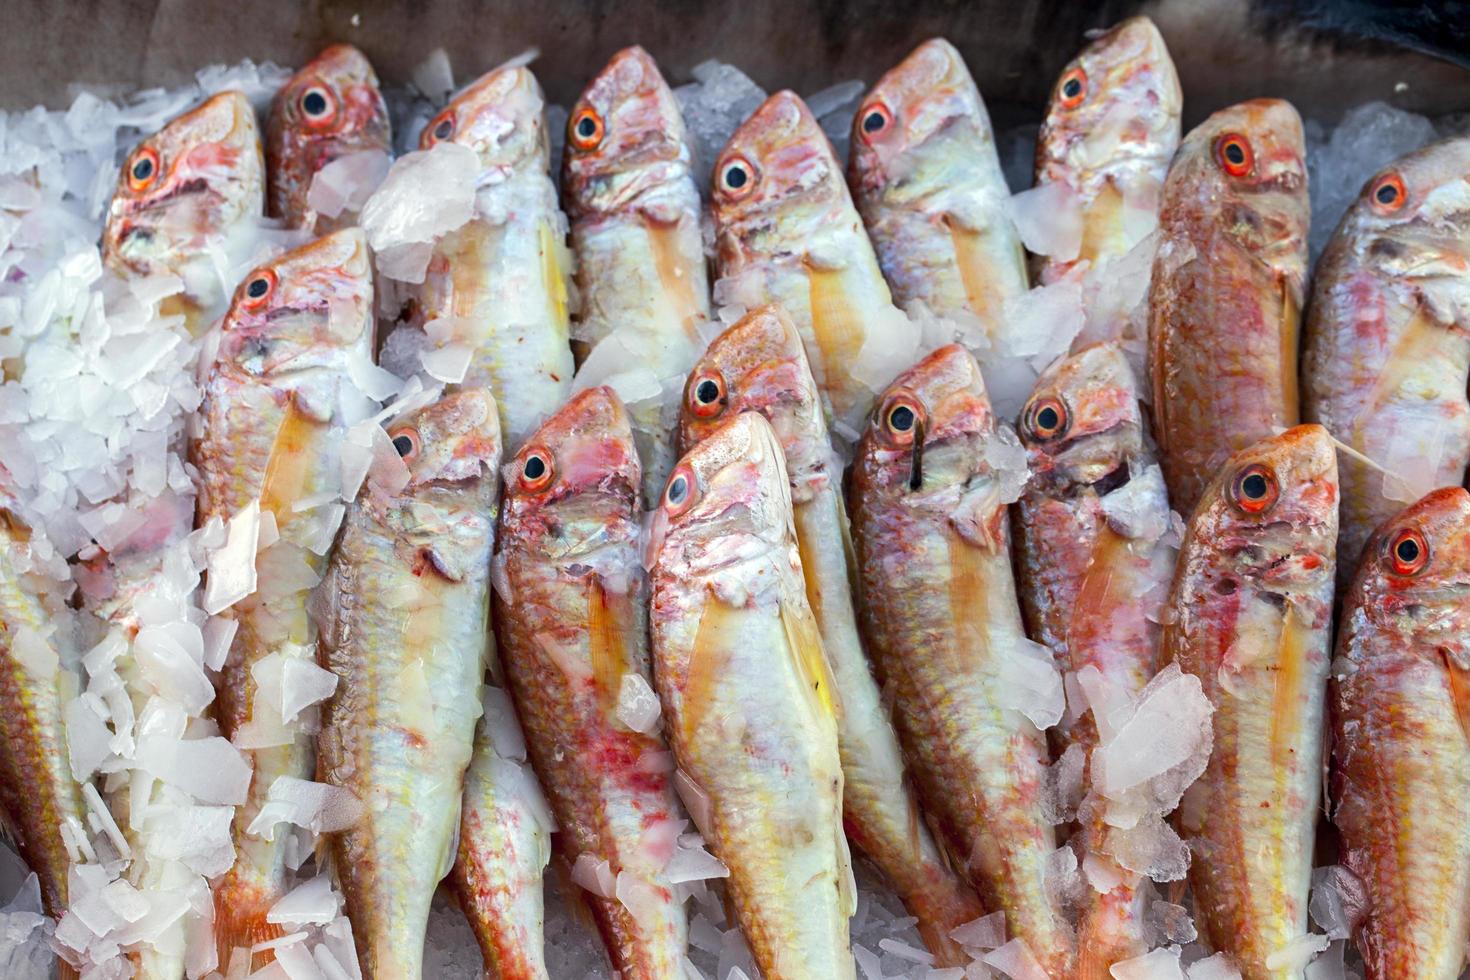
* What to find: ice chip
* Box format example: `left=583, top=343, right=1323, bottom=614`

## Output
left=1008, top=182, right=1083, bottom=261
left=1110, top=947, right=1184, bottom=980
left=1308, top=865, right=1365, bottom=942
left=983, top=937, right=1050, bottom=980
left=203, top=502, right=261, bottom=614
left=136, top=734, right=252, bottom=804
left=995, top=636, right=1065, bottom=730
left=615, top=673, right=662, bottom=735
left=360, top=144, right=479, bottom=259
left=306, top=150, right=392, bottom=221
left=279, top=659, right=338, bottom=723
left=267, top=876, right=341, bottom=927
left=1094, top=664, right=1212, bottom=798
left=1185, top=954, right=1243, bottom=980
left=1263, top=934, right=1330, bottom=973
left=571, top=855, right=616, bottom=899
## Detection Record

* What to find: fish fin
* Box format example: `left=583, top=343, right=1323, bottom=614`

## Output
left=1270, top=601, right=1308, bottom=769
left=647, top=223, right=704, bottom=344
left=834, top=800, right=857, bottom=917
left=540, top=219, right=570, bottom=327
left=943, top=214, right=999, bottom=331
left=586, top=577, right=625, bottom=704
left=1078, top=178, right=1124, bottom=270
left=778, top=593, right=837, bottom=723
left=213, top=886, right=287, bottom=972
left=685, top=595, right=735, bottom=740
left=803, top=261, right=865, bottom=392
left=1440, top=648, right=1470, bottom=745
left=259, top=396, right=320, bottom=521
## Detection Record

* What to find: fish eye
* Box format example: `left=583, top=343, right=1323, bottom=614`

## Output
left=1023, top=397, right=1069, bottom=441
left=127, top=147, right=160, bottom=191
left=1387, top=527, right=1429, bottom=576
left=1370, top=172, right=1407, bottom=214
left=858, top=102, right=892, bottom=142
left=240, top=269, right=277, bottom=309
left=519, top=447, right=554, bottom=492
left=569, top=107, right=605, bottom=151
left=1229, top=463, right=1279, bottom=514
left=686, top=370, right=726, bottom=419
left=663, top=464, right=697, bottom=516
left=299, top=85, right=337, bottom=126
left=1215, top=133, right=1254, bottom=177
left=423, top=110, right=455, bottom=147
left=880, top=393, right=925, bottom=447
left=717, top=156, right=755, bottom=199
left=1058, top=68, right=1087, bottom=109
left=389, top=427, right=421, bottom=461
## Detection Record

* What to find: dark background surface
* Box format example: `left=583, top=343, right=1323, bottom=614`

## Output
left=4, top=0, right=1469, bottom=123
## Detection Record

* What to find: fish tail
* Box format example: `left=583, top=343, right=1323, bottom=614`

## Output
left=1072, top=889, right=1148, bottom=980
left=894, top=863, right=987, bottom=968
left=57, top=962, right=81, bottom=980
left=213, top=883, right=287, bottom=971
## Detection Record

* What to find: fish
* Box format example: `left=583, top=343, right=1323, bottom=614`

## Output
left=1330, top=486, right=1470, bottom=980
left=496, top=386, right=689, bottom=976
left=647, top=410, right=855, bottom=980
left=1166, top=424, right=1337, bottom=978
left=450, top=687, right=554, bottom=980
left=1147, top=99, right=1309, bottom=514
left=315, top=388, right=502, bottom=979
left=711, top=91, right=908, bottom=436
left=0, top=494, right=87, bottom=933
left=848, top=343, right=1072, bottom=975
left=190, top=228, right=375, bottom=965
left=1012, top=342, right=1177, bottom=976
left=679, top=305, right=982, bottom=965
left=562, top=45, right=711, bottom=501
left=1301, top=136, right=1470, bottom=588
left=102, top=90, right=265, bottom=337
left=1033, top=17, right=1181, bottom=288
left=847, top=38, right=1027, bottom=350
left=417, top=64, right=575, bottom=449
left=266, top=43, right=392, bottom=230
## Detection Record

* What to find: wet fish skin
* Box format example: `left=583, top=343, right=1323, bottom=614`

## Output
left=497, top=386, right=688, bottom=977
left=680, top=305, right=982, bottom=964
left=1166, top=424, right=1337, bottom=979
left=102, top=90, right=265, bottom=335
left=848, top=38, right=1027, bottom=346
left=0, top=501, right=86, bottom=921
left=849, top=344, right=1071, bottom=976
left=648, top=411, right=855, bottom=980
left=1147, top=98, right=1309, bottom=514
left=316, top=389, right=502, bottom=980
left=1013, top=342, right=1176, bottom=976
left=417, top=64, right=574, bottom=449
left=561, top=45, right=711, bottom=500
left=712, top=91, right=902, bottom=435
left=266, top=44, right=391, bottom=230
left=1331, top=487, right=1470, bottom=980
left=191, top=228, right=374, bottom=964
left=1033, top=16, right=1181, bottom=287
left=1302, top=136, right=1470, bottom=588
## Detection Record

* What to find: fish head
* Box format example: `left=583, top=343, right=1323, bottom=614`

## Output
left=387, top=388, right=503, bottom=493
left=419, top=64, right=549, bottom=177
left=857, top=343, right=993, bottom=501
left=680, top=306, right=830, bottom=497
left=847, top=38, right=991, bottom=196
left=1190, top=424, right=1338, bottom=589
left=712, top=91, right=846, bottom=231
left=1350, top=487, right=1470, bottom=631
left=1035, top=17, right=1181, bottom=182
left=501, top=386, right=641, bottom=555
left=266, top=44, right=391, bottom=223
left=1338, top=136, right=1470, bottom=280
left=103, top=90, right=264, bottom=278
left=562, top=46, right=693, bottom=218
left=1018, top=342, right=1143, bottom=490
left=215, top=227, right=374, bottom=382
left=1175, top=99, right=1308, bottom=259
left=652, top=411, right=793, bottom=578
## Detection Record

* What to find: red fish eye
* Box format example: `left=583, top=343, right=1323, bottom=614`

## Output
left=1230, top=463, right=1278, bottom=514
left=1057, top=68, right=1087, bottom=110
left=686, top=370, right=726, bottom=419
left=717, top=156, right=755, bottom=199
left=857, top=102, right=893, bottom=143
left=518, top=447, right=554, bottom=492
left=1370, top=172, right=1407, bottom=214
left=127, top=147, right=160, bottom=191
left=880, top=393, right=925, bottom=447
left=239, top=268, right=277, bottom=310
left=299, top=85, right=338, bottom=127
left=1387, top=527, right=1428, bottom=575
left=663, top=464, right=697, bottom=517
left=422, top=110, right=456, bottom=147
left=389, top=427, right=421, bottom=462
left=1023, top=397, right=1069, bottom=441
left=569, top=107, right=605, bottom=151
left=1215, top=133, right=1254, bottom=178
